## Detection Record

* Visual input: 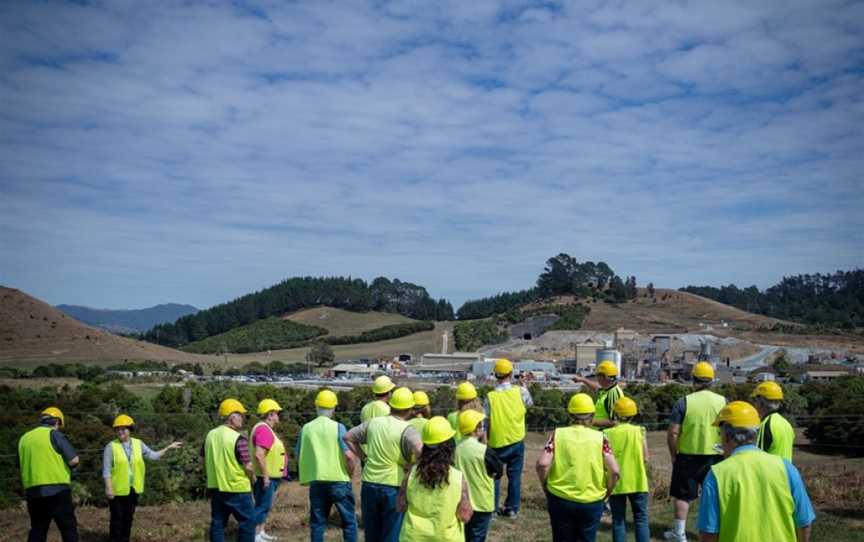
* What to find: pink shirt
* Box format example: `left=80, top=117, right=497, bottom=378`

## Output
left=252, top=424, right=288, bottom=477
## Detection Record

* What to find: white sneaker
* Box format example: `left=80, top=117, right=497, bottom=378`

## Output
left=663, top=529, right=688, bottom=542
left=261, top=532, right=278, bottom=541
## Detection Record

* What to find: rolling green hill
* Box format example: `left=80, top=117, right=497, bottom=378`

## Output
left=181, top=317, right=327, bottom=354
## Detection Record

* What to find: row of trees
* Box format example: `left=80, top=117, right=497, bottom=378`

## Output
left=144, top=276, right=454, bottom=347
left=681, top=269, right=863, bottom=329
left=456, top=254, right=638, bottom=320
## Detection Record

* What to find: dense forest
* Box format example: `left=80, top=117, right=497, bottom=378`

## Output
left=456, top=253, right=637, bottom=319
left=681, top=270, right=864, bottom=328
left=143, top=276, right=453, bottom=347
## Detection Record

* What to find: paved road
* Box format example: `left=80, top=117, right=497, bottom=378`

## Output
left=731, top=345, right=779, bottom=370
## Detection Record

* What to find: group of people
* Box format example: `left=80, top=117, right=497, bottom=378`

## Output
left=17, top=358, right=816, bottom=542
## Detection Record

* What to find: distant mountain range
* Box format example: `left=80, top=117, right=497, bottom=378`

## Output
left=56, top=303, right=199, bottom=334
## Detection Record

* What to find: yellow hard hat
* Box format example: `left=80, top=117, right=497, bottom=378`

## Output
left=751, top=381, right=784, bottom=401
left=597, top=360, right=619, bottom=377
left=218, top=398, right=247, bottom=417
left=421, top=416, right=456, bottom=445
left=568, top=393, right=596, bottom=414
left=41, top=406, right=65, bottom=428
left=613, top=397, right=638, bottom=418
left=257, top=398, right=283, bottom=415
left=494, top=358, right=513, bottom=377
left=692, top=361, right=715, bottom=380
left=372, top=375, right=396, bottom=395
left=315, top=389, right=338, bottom=409
left=713, top=400, right=760, bottom=428
left=389, top=387, right=415, bottom=410
left=458, top=409, right=486, bottom=435
left=413, top=391, right=430, bottom=407
left=112, top=414, right=135, bottom=428
left=455, top=381, right=478, bottom=401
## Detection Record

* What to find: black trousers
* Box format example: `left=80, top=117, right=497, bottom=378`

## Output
left=26, top=489, right=79, bottom=542
left=109, top=489, right=139, bottom=542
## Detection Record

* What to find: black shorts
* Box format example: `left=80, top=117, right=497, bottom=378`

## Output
left=669, top=454, right=722, bottom=501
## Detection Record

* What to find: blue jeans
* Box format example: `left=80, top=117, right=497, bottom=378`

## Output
left=360, top=482, right=402, bottom=542
left=310, top=482, right=357, bottom=542
left=493, top=440, right=525, bottom=513
left=465, top=510, right=493, bottom=542
left=210, top=491, right=255, bottom=542
left=545, top=492, right=604, bottom=542
left=252, top=478, right=280, bottom=526
left=610, top=492, right=649, bottom=542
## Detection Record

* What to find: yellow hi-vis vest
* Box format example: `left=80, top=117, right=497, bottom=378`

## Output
left=399, top=466, right=465, bottom=542
left=455, top=436, right=494, bottom=512
left=594, top=384, right=623, bottom=422
left=487, top=387, right=526, bottom=448
left=546, top=425, right=606, bottom=503
left=408, top=416, right=428, bottom=435
left=205, top=425, right=251, bottom=493
left=110, top=438, right=145, bottom=496
left=604, top=423, right=648, bottom=494
left=360, top=400, right=390, bottom=422
left=298, top=416, right=350, bottom=485
left=757, top=412, right=795, bottom=461
left=18, top=426, right=71, bottom=489
left=362, top=415, right=410, bottom=487
left=447, top=411, right=466, bottom=444
left=250, top=422, right=286, bottom=478
left=678, top=389, right=726, bottom=455
left=711, top=448, right=796, bottom=542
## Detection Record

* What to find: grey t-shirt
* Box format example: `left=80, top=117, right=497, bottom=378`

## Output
left=23, top=424, right=78, bottom=498
left=669, top=397, right=687, bottom=425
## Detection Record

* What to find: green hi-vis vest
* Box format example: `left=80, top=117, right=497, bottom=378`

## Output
left=298, top=416, right=350, bottom=485
left=408, top=416, right=428, bottom=435
left=250, top=422, right=286, bottom=478
left=399, top=466, right=465, bottom=542
left=595, top=384, right=622, bottom=422
left=447, top=411, right=465, bottom=443
left=604, top=423, right=648, bottom=494
left=18, top=426, right=71, bottom=489
left=546, top=425, right=606, bottom=503
left=455, top=436, right=494, bottom=512
left=110, top=438, right=145, bottom=496
left=487, top=387, right=526, bottom=448
left=711, top=449, right=796, bottom=542
left=678, top=390, right=726, bottom=455
left=205, top=425, right=251, bottom=493
left=757, top=413, right=795, bottom=461
left=361, top=400, right=391, bottom=422
left=362, top=416, right=410, bottom=487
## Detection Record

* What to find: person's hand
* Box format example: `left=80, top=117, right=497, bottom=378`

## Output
left=168, top=441, right=183, bottom=450
left=105, top=484, right=114, bottom=500
left=262, top=476, right=270, bottom=489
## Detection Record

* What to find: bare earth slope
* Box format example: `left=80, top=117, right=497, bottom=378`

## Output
left=0, top=287, right=211, bottom=365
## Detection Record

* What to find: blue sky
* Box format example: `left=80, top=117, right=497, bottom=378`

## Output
left=1, top=0, right=862, bottom=311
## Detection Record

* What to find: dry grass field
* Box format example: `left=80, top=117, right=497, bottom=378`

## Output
left=285, top=307, right=416, bottom=337
left=1, top=431, right=860, bottom=541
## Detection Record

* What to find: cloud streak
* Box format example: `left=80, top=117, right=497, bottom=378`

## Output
left=1, top=0, right=862, bottom=310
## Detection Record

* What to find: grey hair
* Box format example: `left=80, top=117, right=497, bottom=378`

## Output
left=317, top=408, right=334, bottom=417
left=571, top=413, right=594, bottom=425
left=721, top=424, right=758, bottom=445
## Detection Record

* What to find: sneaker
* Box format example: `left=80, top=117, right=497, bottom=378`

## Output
left=497, top=508, right=518, bottom=519
left=261, top=532, right=278, bottom=541
left=663, top=529, right=688, bottom=542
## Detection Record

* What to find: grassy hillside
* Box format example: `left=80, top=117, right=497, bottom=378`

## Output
left=285, top=307, right=416, bottom=336
left=0, top=431, right=857, bottom=541
left=181, top=317, right=328, bottom=354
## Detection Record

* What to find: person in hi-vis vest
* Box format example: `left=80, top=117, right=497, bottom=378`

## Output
left=664, top=362, right=726, bottom=542
left=697, top=401, right=815, bottom=542
left=397, top=416, right=473, bottom=542
left=454, top=410, right=503, bottom=542
left=750, top=381, right=795, bottom=461
left=483, top=358, right=532, bottom=518
left=408, top=391, right=431, bottom=434
left=573, top=361, right=624, bottom=429
left=536, top=393, right=620, bottom=542
left=205, top=398, right=256, bottom=542
left=102, top=414, right=182, bottom=542
left=447, top=382, right=484, bottom=445
left=18, top=406, right=80, bottom=542
left=297, top=390, right=359, bottom=542
left=250, top=399, right=286, bottom=542
left=344, top=387, right=423, bottom=542
left=361, top=375, right=396, bottom=422
left=604, top=398, right=650, bottom=542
